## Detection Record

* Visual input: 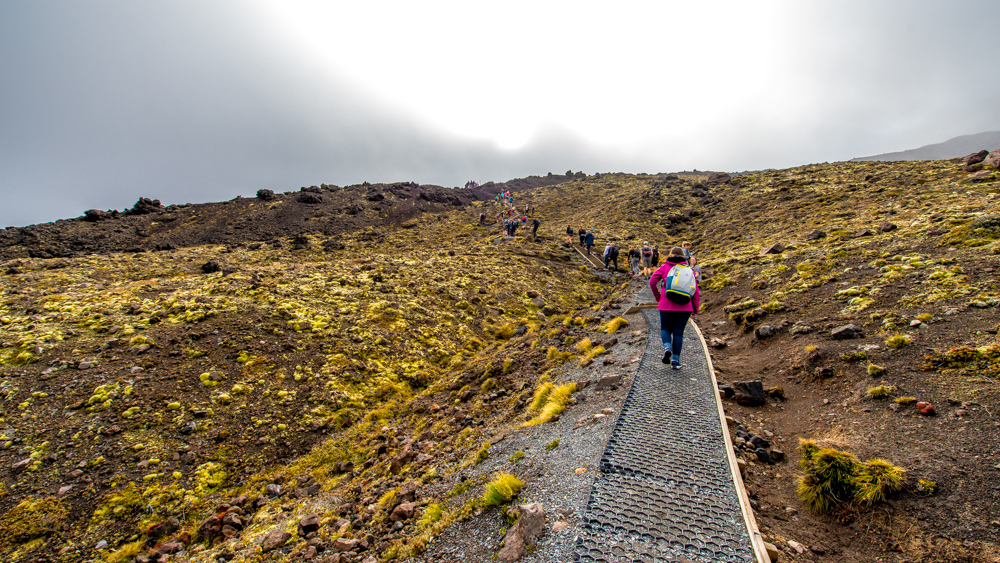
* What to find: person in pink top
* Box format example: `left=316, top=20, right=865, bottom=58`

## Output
left=649, top=246, right=701, bottom=369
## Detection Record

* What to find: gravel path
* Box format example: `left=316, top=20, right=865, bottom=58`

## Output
left=405, top=291, right=652, bottom=563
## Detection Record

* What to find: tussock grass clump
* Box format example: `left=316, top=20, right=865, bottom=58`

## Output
left=579, top=345, right=606, bottom=366
left=546, top=346, right=573, bottom=365
left=921, top=344, right=1000, bottom=375
left=474, top=442, right=490, bottom=465
left=916, top=479, right=938, bottom=495
left=894, top=396, right=917, bottom=404
left=702, top=275, right=734, bottom=291
left=482, top=473, right=524, bottom=507
left=545, top=439, right=560, bottom=451
left=854, top=459, right=906, bottom=504
left=885, top=333, right=911, bottom=349
left=796, top=439, right=906, bottom=513
left=524, top=382, right=577, bottom=426
left=866, top=385, right=895, bottom=400
left=419, top=503, right=444, bottom=528
left=509, top=451, right=525, bottom=463
left=528, top=383, right=553, bottom=411
left=574, top=338, right=594, bottom=352
left=603, top=317, right=629, bottom=334
left=841, top=350, right=869, bottom=362
left=867, top=363, right=886, bottom=377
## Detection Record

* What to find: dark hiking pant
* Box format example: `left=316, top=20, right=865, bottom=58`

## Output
left=659, top=310, right=691, bottom=360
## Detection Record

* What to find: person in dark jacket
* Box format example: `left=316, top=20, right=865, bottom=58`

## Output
left=604, top=243, right=619, bottom=271
left=578, top=226, right=586, bottom=247
left=566, top=225, right=574, bottom=244
left=649, top=247, right=700, bottom=369
left=651, top=245, right=660, bottom=267
left=585, top=230, right=595, bottom=255
left=532, top=218, right=541, bottom=239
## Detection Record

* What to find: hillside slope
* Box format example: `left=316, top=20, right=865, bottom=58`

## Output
left=852, top=130, right=1000, bottom=161
left=0, top=159, right=999, bottom=563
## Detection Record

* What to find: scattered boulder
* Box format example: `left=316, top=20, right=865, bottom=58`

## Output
left=594, top=374, right=622, bottom=390
left=333, top=537, right=360, bottom=552
left=298, top=514, right=320, bottom=535
left=127, top=197, right=164, bottom=215
left=717, top=383, right=734, bottom=399
left=733, top=381, right=767, bottom=407
left=831, top=324, right=863, bottom=340
left=754, top=325, right=776, bottom=340
left=11, top=458, right=33, bottom=473
left=804, top=230, right=826, bottom=241
left=198, top=515, right=223, bottom=540
left=498, top=503, right=546, bottom=561
left=707, top=172, right=732, bottom=184
left=389, top=502, right=416, bottom=522
left=201, top=261, right=221, bottom=274
left=985, top=150, right=1000, bottom=169
left=83, top=209, right=111, bottom=222
left=709, top=337, right=727, bottom=349
left=298, top=192, right=324, bottom=204
left=261, top=528, right=292, bottom=552
left=755, top=448, right=774, bottom=464
left=917, top=402, right=936, bottom=416
left=760, top=243, right=784, bottom=255
left=855, top=228, right=874, bottom=237
left=879, top=222, right=897, bottom=233
left=256, top=189, right=276, bottom=201
left=963, top=150, right=989, bottom=165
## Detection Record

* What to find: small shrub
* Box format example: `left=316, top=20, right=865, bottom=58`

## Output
left=448, top=480, right=471, bottom=497
left=867, top=363, right=886, bottom=377
left=545, top=439, right=559, bottom=451
left=509, top=451, right=525, bottom=463
left=894, top=396, right=917, bottom=404
left=579, top=345, right=606, bottom=366
left=574, top=338, right=594, bottom=352
left=481, top=378, right=497, bottom=393
left=766, top=386, right=786, bottom=400
left=866, top=385, right=895, bottom=400
left=482, top=473, right=524, bottom=507
left=546, top=346, right=573, bottom=365
left=885, top=333, right=911, bottom=349
left=604, top=317, right=629, bottom=334
left=841, top=350, right=869, bottom=362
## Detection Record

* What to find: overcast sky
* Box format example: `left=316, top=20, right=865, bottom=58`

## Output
left=2, top=1, right=999, bottom=227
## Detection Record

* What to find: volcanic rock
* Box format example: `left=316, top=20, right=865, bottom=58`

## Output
left=733, top=381, right=767, bottom=407
left=498, top=503, right=546, bottom=561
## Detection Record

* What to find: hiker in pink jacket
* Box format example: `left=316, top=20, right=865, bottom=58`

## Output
left=649, top=247, right=700, bottom=369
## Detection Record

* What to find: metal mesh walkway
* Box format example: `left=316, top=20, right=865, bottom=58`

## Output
left=574, top=307, right=762, bottom=563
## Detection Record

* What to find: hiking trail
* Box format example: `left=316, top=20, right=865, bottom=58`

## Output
left=574, top=292, right=770, bottom=563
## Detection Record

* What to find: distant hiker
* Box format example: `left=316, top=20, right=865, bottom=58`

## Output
left=532, top=217, right=541, bottom=239
left=690, top=256, right=703, bottom=279
left=641, top=241, right=654, bottom=277
left=629, top=246, right=641, bottom=277
left=566, top=225, right=574, bottom=244
left=578, top=226, right=586, bottom=247
left=603, top=243, right=612, bottom=265
left=479, top=212, right=486, bottom=226
left=607, top=243, right=619, bottom=271
left=682, top=241, right=693, bottom=261
left=530, top=205, right=535, bottom=217
left=585, top=230, right=595, bottom=255
left=650, top=247, right=700, bottom=370
left=652, top=245, right=660, bottom=267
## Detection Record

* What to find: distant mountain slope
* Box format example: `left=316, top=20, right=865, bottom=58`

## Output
left=851, top=130, right=1000, bottom=161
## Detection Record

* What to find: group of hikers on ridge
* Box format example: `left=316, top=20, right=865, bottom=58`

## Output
left=476, top=205, right=701, bottom=372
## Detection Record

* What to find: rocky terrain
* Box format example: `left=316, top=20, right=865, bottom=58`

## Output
left=1, top=151, right=999, bottom=563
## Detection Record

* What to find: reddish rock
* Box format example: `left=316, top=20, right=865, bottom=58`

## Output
left=389, top=502, right=416, bottom=522
left=333, top=537, right=360, bottom=552
left=917, top=402, right=936, bottom=415
left=261, top=528, right=292, bottom=552
left=985, top=150, right=1000, bottom=169
left=197, top=515, right=222, bottom=539
left=498, top=503, right=546, bottom=561
left=298, top=513, right=320, bottom=535
left=963, top=149, right=989, bottom=165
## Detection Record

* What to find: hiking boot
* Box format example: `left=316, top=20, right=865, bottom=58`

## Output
left=671, top=360, right=682, bottom=370
left=661, top=349, right=671, bottom=364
